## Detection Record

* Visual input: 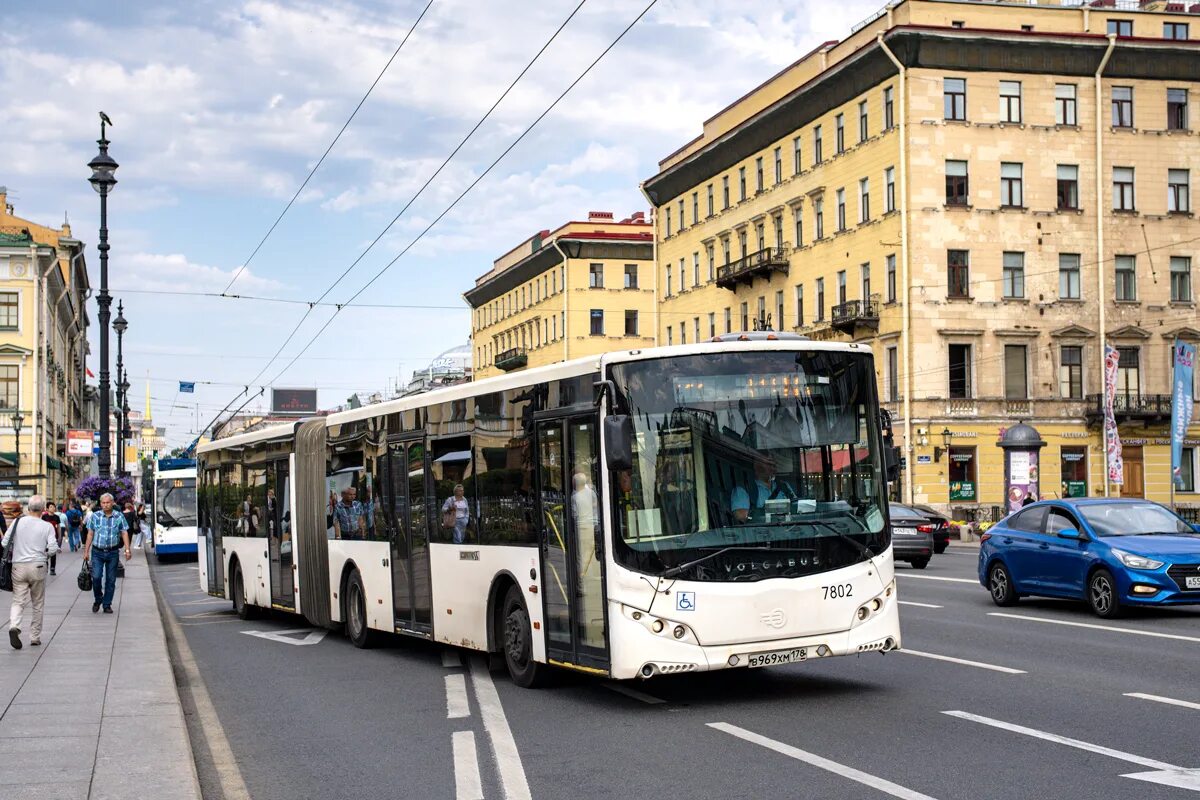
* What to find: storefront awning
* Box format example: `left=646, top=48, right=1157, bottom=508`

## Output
left=433, top=450, right=472, bottom=464
left=46, top=456, right=62, bottom=471
left=0, top=452, right=17, bottom=468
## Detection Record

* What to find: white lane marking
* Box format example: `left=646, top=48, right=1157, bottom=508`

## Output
left=898, top=574, right=977, bottom=584
left=453, top=731, right=484, bottom=800
left=442, top=650, right=462, bottom=668
left=898, top=600, right=943, bottom=609
left=241, top=628, right=329, bottom=646
left=604, top=682, right=665, bottom=705
left=901, top=649, right=1026, bottom=674
left=944, top=710, right=1200, bottom=791
left=445, top=674, right=470, bottom=719
left=989, top=612, right=1200, bottom=644
left=1125, top=692, right=1200, bottom=712
left=709, top=722, right=939, bottom=800
left=469, top=657, right=532, bottom=800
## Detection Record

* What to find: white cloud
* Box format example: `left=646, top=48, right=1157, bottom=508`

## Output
left=117, top=252, right=282, bottom=294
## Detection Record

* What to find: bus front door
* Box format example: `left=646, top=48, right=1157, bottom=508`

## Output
left=536, top=416, right=609, bottom=673
left=389, top=439, right=433, bottom=635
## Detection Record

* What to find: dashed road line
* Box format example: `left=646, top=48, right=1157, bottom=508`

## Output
left=709, top=722, right=940, bottom=800
left=988, top=612, right=1200, bottom=644
left=1125, top=692, right=1200, bottom=712
left=445, top=674, right=470, bottom=719
left=897, top=574, right=977, bottom=584
left=898, top=600, right=943, bottom=609
left=452, top=731, right=484, bottom=800
left=469, top=656, right=532, bottom=800
left=901, top=649, right=1026, bottom=674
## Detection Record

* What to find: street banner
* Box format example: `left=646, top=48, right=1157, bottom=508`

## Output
left=1171, top=339, right=1196, bottom=489
left=1103, top=344, right=1123, bottom=485
left=179, top=381, right=195, bottom=393
left=66, top=429, right=94, bottom=457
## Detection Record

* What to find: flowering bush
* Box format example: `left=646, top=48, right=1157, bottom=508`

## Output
left=75, top=475, right=135, bottom=506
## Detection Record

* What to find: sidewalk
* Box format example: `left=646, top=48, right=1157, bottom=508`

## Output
left=0, top=548, right=202, bottom=800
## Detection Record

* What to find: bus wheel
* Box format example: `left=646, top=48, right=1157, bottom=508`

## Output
left=232, top=563, right=255, bottom=620
left=346, top=571, right=376, bottom=649
left=502, top=585, right=547, bottom=688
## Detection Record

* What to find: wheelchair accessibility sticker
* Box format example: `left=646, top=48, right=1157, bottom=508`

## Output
left=676, top=591, right=696, bottom=612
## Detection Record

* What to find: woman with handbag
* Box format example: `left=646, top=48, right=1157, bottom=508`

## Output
left=440, top=484, right=469, bottom=545
left=3, top=496, right=60, bottom=649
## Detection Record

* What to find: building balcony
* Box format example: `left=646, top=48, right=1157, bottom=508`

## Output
left=715, top=247, right=790, bottom=290
left=494, top=347, right=528, bottom=372
left=1085, top=393, right=1173, bottom=426
left=830, top=297, right=880, bottom=334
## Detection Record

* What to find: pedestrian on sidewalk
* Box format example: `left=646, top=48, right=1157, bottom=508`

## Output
left=3, top=495, right=59, bottom=649
left=82, top=493, right=131, bottom=614
left=65, top=501, right=83, bottom=552
left=41, top=502, right=64, bottom=576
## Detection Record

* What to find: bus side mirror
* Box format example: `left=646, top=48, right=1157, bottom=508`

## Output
left=885, top=446, right=900, bottom=483
left=604, top=415, right=634, bottom=472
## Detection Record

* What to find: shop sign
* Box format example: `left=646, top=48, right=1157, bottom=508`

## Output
left=1064, top=480, right=1087, bottom=498
left=950, top=481, right=976, bottom=501
left=916, top=455, right=932, bottom=464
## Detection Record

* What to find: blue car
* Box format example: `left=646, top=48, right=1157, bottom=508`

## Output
left=978, top=498, right=1200, bottom=618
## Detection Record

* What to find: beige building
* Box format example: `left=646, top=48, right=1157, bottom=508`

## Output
left=466, top=212, right=655, bottom=379
left=644, top=0, right=1200, bottom=517
left=0, top=187, right=91, bottom=501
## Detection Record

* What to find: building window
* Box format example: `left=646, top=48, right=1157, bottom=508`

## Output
left=1002, top=251, right=1025, bottom=299
left=755, top=157, right=764, bottom=193
left=886, top=346, right=899, bottom=402
left=837, top=270, right=847, bottom=305
left=0, top=292, right=17, bottom=330
left=722, top=237, right=730, bottom=265
left=589, top=310, right=604, bottom=336
left=814, top=198, right=824, bottom=239
left=835, top=113, right=845, bottom=154
left=1180, top=448, right=1196, bottom=492
left=738, top=230, right=748, bottom=259
left=757, top=297, right=767, bottom=328
left=773, top=214, right=784, bottom=248
left=858, top=100, right=869, bottom=143
left=860, top=262, right=871, bottom=299
left=740, top=302, right=749, bottom=331
left=795, top=284, right=804, bottom=326
left=693, top=252, right=700, bottom=287
left=708, top=312, right=716, bottom=338
left=724, top=307, right=732, bottom=333
left=1116, top=346, right=1140, bottom=400
left=693, top=317, right=701, bottom=343
left=666, top=327, right=673, bottom=346
left=665, top=266, right=671, bottom=297
left=1169, top=168, right=1190, bottom=213
left=1113, top=166, right=1135, bottom=210
left=886, top=254, right=897, bottom=303
left=1168, top=88, right=1189, bottom=131
left=1115, top=255, right=1137, bottom=301
left=948, top=344, right=972, bottom=398
left=793, top=136, right=802, bottom=175
left=859, top=178, right=870, bottom=222
left=836, top=189, right=846, bottom=231
left=1055, top=83, right=1077, bottom=126
left=589, top=263, right=603, bottom=288
left=948, top=250, right=970, bottom=299
left=999, top=80, right=1022, bottom=123
left=692, top=192, right=699, bottom=225
left=706, top=184, right=714, bottom=217
left=678, top=199, right=685, bottom=230
left=775, top=290, right=785, bottom=330
left=1171, top=256, right=1192, bottom=302
left=883, top=86, right=894, bottom=130
left=1059, top=253, right=1082, bottom=299
left=624, top=264, right=638, bottom=289
left=679, top=258, right=686, bottom=291
left=706, top=246, right=715, bottom=281
left=1164, top=21, right=1189, bottom=40
left=944, top=77, right=966, bottom=121
left=1112, top=86, right=1134, bottom=128
left=1060, top=346, right=1083, bottom=400
left=722, top=175, right=730, bottom=209
left=1005, top=345, right=1028, bottom=399
left=1001, top=162, right=1023, bottom=207
left=1057, top=165, right=1079, bottom=210
left=756, top=222, right=766, bottom=252
left=618, top=309, right=636, bottom=337
left=813, top=125, right=823, bottom=164
left=0, top=365, right=16, bottom=409
left=665, top=207, right=672, bottom=237
left=815, top=278, right=825, bottom=321
left=739, top=166, right=747, bottom=200
left=793, top=206, right=803, bottom=247
left=679, top=323, right=686, bottom=344
left=945, top=160, right=969, bottom=206
left=773, top=147, right=782, bottom=184
left=1107, top=19, right=1132, bottom=37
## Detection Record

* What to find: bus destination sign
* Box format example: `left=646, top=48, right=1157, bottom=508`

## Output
left=271, top=388, right=319, bottom=416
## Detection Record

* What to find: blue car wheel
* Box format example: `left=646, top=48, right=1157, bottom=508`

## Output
left=1087, top=568, right=1122, bottom=619
left=988, top=562, right=1018, bottom=607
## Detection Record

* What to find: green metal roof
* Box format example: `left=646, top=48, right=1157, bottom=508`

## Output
left=0, top=231, right=33, bottom=247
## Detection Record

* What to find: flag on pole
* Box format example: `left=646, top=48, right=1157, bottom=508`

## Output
left=1103, top=344, right=1123, bottom=486
left=179, top=381, right=195, bottom=393
left=1170, top=340, right=1196, bottom=489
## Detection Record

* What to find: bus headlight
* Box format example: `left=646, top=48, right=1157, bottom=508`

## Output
left=651, top=620, right=665, bottom=633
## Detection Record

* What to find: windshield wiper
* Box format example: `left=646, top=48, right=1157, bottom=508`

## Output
left=786, top=519, right=876, bottom=561
left=660, top=546, right=775, bottom=579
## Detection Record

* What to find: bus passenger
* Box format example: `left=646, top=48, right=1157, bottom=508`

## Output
left=332, top=487, right=366, bottom=540
left=732, top=458, right=798, bottom=523
left=441, top=484, right=469, bottom=544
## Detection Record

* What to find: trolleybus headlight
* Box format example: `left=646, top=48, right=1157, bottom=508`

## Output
left=857, top=607, right=870, bottom=621
left=871, top=598, right=882, bottom=611
left=651, top=620, right=665, bottom=633
left=673, top=625, right=685, bottom=639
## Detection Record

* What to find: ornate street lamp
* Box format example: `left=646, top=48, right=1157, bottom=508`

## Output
left=119, top=377, right=131, bottom=478
left=935, top=427, right=954, bottom=463
left=10, top=411, right=23, bottom=475
left=113, top=302, right=127, bottom=476
left=88, top=112, right=118, bottom=478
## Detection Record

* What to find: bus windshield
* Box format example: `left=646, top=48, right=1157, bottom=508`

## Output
left=609, top=349, right=888, bottom=582
left=157, top=478, right=197, bottom=528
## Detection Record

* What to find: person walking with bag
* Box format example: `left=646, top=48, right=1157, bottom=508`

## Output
left=3, top=496, right=59, bottom=649
left=82, top=493, right=130, bottom=614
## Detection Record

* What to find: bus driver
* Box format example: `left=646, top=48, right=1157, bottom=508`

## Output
left=731, top=458, right=798, bottom=523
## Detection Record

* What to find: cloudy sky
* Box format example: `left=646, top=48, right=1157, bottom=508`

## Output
left=2, top=0, right=881, bottom=446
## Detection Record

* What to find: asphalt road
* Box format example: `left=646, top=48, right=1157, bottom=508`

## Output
left=150, top=548, right=1200, bottom=800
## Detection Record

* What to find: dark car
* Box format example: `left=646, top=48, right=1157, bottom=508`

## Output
left=911, top=504, right=953, bottom=554
left=889, top=503, right=934, bottom=569
left=979, top=498, right=1200, bottom=618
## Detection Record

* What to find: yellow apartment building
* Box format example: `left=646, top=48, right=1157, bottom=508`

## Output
left=643, top=0, right=1200, bottom=518
left=0, top=187, right=91, bottom=502
left=466, top=212, right=655, bottom=380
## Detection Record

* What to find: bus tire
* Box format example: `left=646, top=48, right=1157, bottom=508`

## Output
left=346, top=570, right=376, bottom=649
left=502, top=585, right=547, bottom=688
left=232, top=562, right=255, bottom=620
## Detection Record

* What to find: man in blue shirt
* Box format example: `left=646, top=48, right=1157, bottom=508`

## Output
left=732, top=459, right=798, bottom=523
left=332, top=487, right=366, bottom=540
left=82, top=493, right=131, bottom=613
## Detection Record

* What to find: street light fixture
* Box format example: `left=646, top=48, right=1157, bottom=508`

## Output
left=88, top=112, right=118, bottom=478
left=10, top=411, right=23, bottom=475
left=934, top=427, right=953, bottom=463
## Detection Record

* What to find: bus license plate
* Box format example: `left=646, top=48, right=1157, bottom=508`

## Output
left=747, top=648, right=807, bottom=668
left=1186, top=576, right=1200, bottom=590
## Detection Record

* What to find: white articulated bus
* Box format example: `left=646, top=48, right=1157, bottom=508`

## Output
left=152, top=458, right=198, bottom=559
left=197, top=334, right=901, bottom=685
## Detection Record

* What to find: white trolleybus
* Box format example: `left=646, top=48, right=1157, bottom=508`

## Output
left=196, top=334, right=901, bottom=686
left=153, top=457, right=199, bottom=559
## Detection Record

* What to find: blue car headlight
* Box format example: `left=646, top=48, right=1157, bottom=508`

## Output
left=1111, top=548, right=1164, bottom=570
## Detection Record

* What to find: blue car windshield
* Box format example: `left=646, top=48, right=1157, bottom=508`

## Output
left=1078, top=503, right=1193, bottom=537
